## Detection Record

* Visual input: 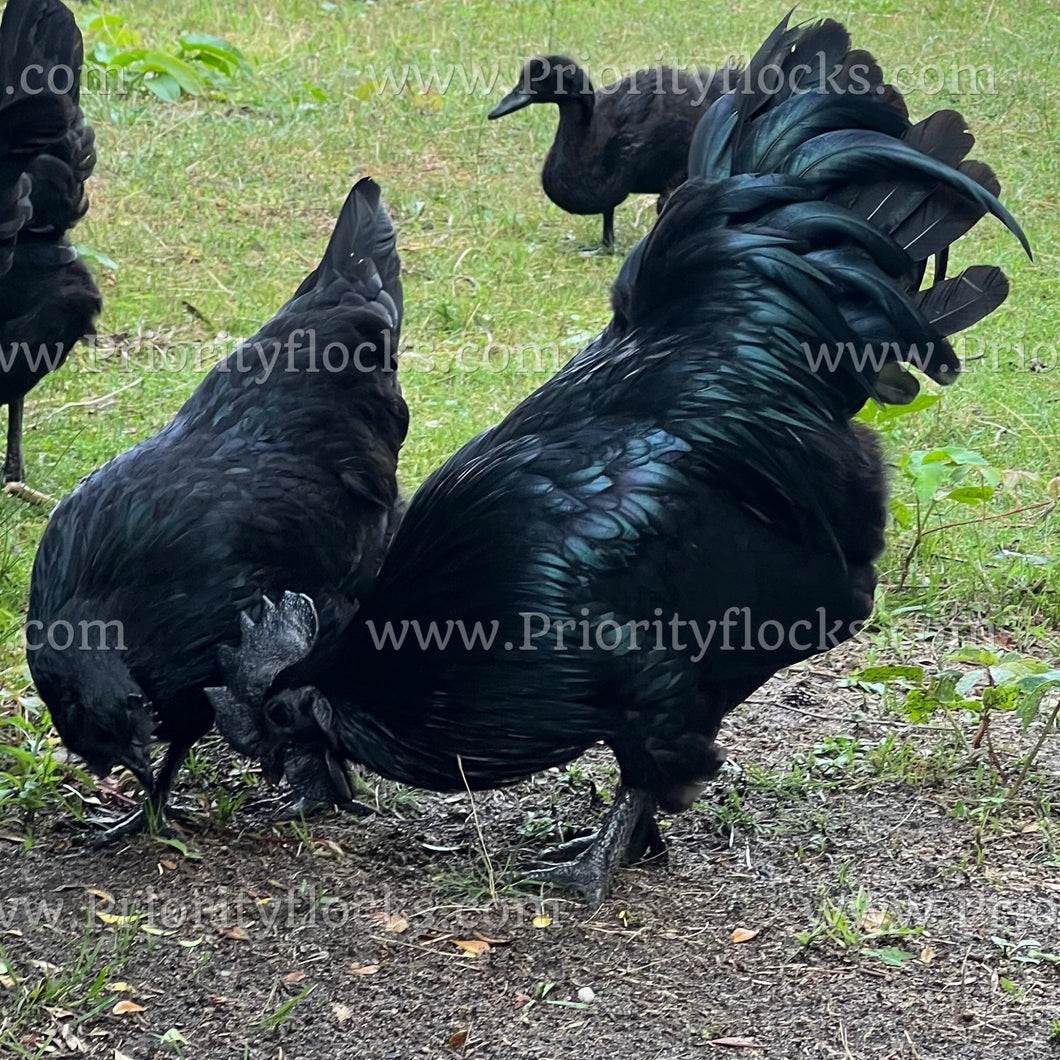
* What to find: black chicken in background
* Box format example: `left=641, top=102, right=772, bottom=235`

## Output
left=210, top=15, right=1029, bottom=904
left=28, top=177, right=409, bottom=840
left=0, top=0, right=100, bottom=484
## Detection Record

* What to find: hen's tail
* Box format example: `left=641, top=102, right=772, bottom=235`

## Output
left=288, top=177, right=403, bottom=340
left=0, top=0, right=86, bottom=272
left=610, top=14, right=1028, bottom=409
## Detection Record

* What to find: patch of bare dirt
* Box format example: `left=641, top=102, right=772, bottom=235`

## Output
left=2, top=645, right=1058, bottom=1059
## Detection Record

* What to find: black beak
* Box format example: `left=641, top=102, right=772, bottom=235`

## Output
left=122, top=752, right=156, bottom=797
left=488, top=89, right=532, bottom=119
left=263, top=747, right=286, bottom=786
left=325, top=750, right=355, bottom=804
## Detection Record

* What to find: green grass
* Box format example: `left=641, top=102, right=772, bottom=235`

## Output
left=0, top=0, right=1058, bottom=821
left=0, top=912, right=135, bottom=1055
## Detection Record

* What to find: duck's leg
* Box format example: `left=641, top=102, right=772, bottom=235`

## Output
left=3, top=396, right=24, bottom=483
left=520, top=784, right=660, bottom=908
left=601, top=208, right=615, bottom=252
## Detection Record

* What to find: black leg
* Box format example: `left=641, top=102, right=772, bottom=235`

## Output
left=3, top=397, right=24, bottom=484
left=90, top=740, right=192, bottom=847
left=533, top=831, right=598, bottom=862
left=601, top=209, right=615, bottom=252
left=520, top=785, right=660, bottom=908
left=529, top=809, right=665, bottom=866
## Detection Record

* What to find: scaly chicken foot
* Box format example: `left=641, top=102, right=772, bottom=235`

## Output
left=532, top=812, right=666, bottom=865
left=520, top=785, right=661, bottom=907
left=271, top=792, right=374, bottom=821
left=89, top=739, right=190, bottom=847
left=88, top=801, right=178, bottom=847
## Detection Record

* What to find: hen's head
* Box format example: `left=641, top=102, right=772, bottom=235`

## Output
left=29, top=638, right=156, bottom=793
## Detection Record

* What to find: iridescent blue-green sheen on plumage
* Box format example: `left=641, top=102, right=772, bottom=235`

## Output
left=218, top=16, right=1027, bottom=836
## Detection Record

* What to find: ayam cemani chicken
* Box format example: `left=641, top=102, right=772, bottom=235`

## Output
left=0, top=0, right=100, bottom=484
left=28, top=178, right=408, bottom=840
left=208, top=15, right=1028, bottom=905
left=488, top=56, right=738, bottom=250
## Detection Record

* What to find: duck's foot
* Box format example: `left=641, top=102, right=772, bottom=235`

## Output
left=577, top=242, right=616, bottom=256
left=520, top=786, right=661, bottom=908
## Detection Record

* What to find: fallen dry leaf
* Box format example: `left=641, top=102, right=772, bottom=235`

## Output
left=111, top=1000, right=145, bottom=1015
left=332, top=1003, right=353, bottom=1024
left=284, top=971, right=307, bottom=984
left=447, top=1029, right=469, bottom=1051
left=731, top=928, right=758, bottom=944
left=707, top=1037, right=757, bottom=1049
left=348, top=962, right=380, bottom=976
left=85, top=888, right=114, bottom=903
left=371, top=913, right=408, bottom=933
left=59, top=1023, right=86, bottom=1052
left=920, top=946, right=937, bottom=964
left=219, top=926, right=248, bottom=941
left=861, top=910, right=888, bottom=933
left=96, top=912, right=140, bottom=927
left=159, top=860, right=177, bottom=871
left=107, top=982, right=134, bottom=993
left=453, top=939, right=490, bottom=957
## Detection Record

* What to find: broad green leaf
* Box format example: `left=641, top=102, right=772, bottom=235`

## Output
left=889, top=498, right=913, bottom=528
left=945, top=485, right=995, bottom=505
left=138, top=52, right=208, bottom=96
left=909, top=461, right=947, bottom=508
left=955, top=669, right=986, bottom=697
left=947, top=647, right=1000, bottom=666
left=179, top=33, right=254, bottom=78
left=76, top=245, right=119, bottom=271
left=857, top=391, right=941, bottom=427
left=901, top=689, right=940, bottom=722
left=144, top=73, right=182, bottom=102
left=982, top=685, right=1020, bottom=712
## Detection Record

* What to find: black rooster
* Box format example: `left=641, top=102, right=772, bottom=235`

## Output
left=210, top=16, right=1028, bottom=904
left=488, top=56, right=738, bottom=250
left=28, top=177, right=409, bottom=839
left=0, top=0, right=101, bottom=484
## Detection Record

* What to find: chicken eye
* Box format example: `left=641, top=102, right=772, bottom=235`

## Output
left=266, top=699, right=293, bottom=730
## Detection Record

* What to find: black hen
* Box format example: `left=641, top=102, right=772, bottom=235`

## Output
left=211, top=17, right=1028, bottom=904
left=28, top=178, right=409, bottom=839
left=489, top=56, right=738, bottom=250
left=0, top=0, right=100, bottom=484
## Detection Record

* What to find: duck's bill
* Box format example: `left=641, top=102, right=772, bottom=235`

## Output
left=488, top=89, right=532, bottom=119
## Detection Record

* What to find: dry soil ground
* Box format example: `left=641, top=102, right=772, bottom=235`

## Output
left=1, top=643, right=1058, bottom=1059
